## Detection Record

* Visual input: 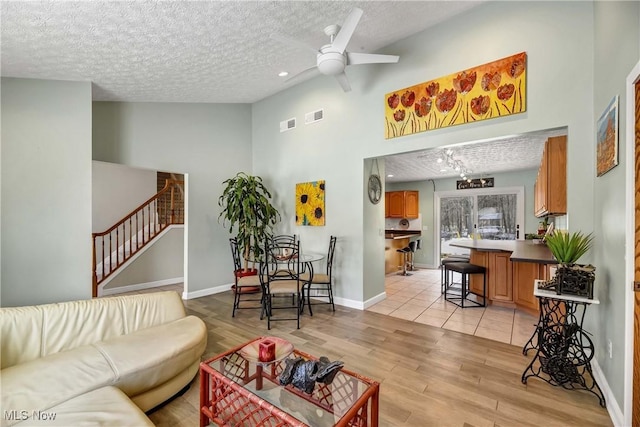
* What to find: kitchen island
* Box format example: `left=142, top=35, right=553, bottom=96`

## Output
left=449, top=239, right=556, bottom=313
left=385, top=231, right=420, bottom=275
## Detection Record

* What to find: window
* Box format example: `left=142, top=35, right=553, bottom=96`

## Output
left=436, top=187, right=524, bottom=258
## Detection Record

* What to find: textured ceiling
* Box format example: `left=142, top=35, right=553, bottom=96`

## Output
left=384, top=127, right=568, bottom=183
left=4, top=0, right=557, bottom=182
left=1, top=1, right=484, bottom=104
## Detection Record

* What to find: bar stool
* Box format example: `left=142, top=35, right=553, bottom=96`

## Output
left=444, top=262, right=486, bottom=308
left=440, top=255, right=470, bottom=293
left=408, top=239, right=422, bottom=271
left=396, top=246, right=411, bottom=276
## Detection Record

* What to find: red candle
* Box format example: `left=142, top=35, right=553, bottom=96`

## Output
left=259, top=339, right=276, bottom=362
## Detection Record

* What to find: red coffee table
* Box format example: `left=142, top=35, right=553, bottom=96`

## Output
left=199, top=336, right=379, bottom=426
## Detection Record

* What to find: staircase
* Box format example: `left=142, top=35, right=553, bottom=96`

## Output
left=92, top=179, right=184, bottom=297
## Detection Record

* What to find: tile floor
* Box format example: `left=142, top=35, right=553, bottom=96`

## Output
left=366, top=268, right=539, bottom=346
left=108, top=270, right=537, bottom=347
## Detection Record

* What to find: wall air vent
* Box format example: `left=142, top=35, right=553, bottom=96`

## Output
left=305, top=109, right=324, bottom=125
left=279, top=117, right=296, bottom=132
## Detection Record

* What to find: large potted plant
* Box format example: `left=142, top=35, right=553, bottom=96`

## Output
left=218, top=172, right=280, bottom=272
left=544, top=230, right=595, bottom=298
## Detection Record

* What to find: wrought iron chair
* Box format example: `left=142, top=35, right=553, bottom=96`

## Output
left=260, top=238, right=304, bottom=329
left=268, top=234, right=299, bottom=277
left=301, top=235, right=336, bottom=315
left=229, top=237, right=263, bottom=317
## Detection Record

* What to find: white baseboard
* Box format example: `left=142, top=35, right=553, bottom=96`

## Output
left=363, top=292, right=387, bottom=309
left=414, top=263, right=438, bottom=269
left=333, top=296, right=362, bottom=310
left=183, top=283, right=233, bottom=300
left=100, top=277, right=183, bottom=296
left=591, top=358, right=623, bottom=426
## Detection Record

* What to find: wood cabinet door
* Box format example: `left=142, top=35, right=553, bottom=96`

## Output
left=546, top=135, right=567, bottom=215
left=489, top=252, right=513, bottom=302
left=534, top=146, right=549, bottom=217
left=388, top=191, right=404, bottom=218
left=513, top=262, right=545, bottom=312
left=534, top=136, right=566, bottom=218
left=404, top=191, right=419, bottom=218
left=469, top=250, right=488, bottom=296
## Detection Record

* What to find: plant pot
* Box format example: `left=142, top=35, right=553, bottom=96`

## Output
left=555, top=264, right=596, bottom=299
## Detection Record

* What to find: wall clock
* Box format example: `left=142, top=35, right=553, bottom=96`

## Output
left=368, top=174, right=382, bottom=204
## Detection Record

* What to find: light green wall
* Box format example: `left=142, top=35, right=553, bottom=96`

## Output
left=1, top=78, right=92, bottom=306
left=92, top=160, right=156, bottom=233
left=591, top=0, right=640, bottom=415
left=387, top=168, right=538, bottom=268
left=92, top=102, right=252, bottom=297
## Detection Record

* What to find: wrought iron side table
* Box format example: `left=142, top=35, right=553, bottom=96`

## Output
left=522, top=280, right=606, bottom=407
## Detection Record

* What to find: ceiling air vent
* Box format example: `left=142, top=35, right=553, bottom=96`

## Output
left=279, top=117, right=296, bottom=133
left=305, top=109, right=324, bottom=125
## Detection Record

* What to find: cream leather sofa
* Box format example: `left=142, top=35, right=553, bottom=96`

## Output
left=0, top=291, right=207, bottom=426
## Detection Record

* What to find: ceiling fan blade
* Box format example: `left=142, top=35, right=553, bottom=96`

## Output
left=270, top=33, right=319, bottom=55
left=346, top=52, right=399, bottom=65
left=334, top=72, right=351, bottom=92
left=331, top=7, right=363, bottom=54
left=285, top=65, right=320, bottom=84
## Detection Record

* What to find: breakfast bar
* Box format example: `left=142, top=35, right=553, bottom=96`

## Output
left=384, top=231, right=420, bottom=274
left=449, top=240, right=556, bottom=313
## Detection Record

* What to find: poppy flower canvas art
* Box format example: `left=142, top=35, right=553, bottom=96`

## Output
left=296, top=180, right=325, bottom=226
left=385, top=52, right=527, bottom=139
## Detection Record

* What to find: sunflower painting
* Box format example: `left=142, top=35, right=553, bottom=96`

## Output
left=296, top=180, right=325, bottom=226
left=385, top=52, right=527, bottom=139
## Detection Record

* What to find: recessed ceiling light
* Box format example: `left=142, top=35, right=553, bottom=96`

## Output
left=278, top=71, right=289, bottom=77
left=387, top=174, right=394, bottom=178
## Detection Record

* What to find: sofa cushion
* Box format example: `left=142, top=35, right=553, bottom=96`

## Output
left=93, top=315, right=207, bottom=398
left=0, top=346, right=116, bottom=427
left=42, top=291, right=187, bottom=357
left=0, top=305, right=44, bottom=369
left=14, top=386, right=154, bottom=426
left=0, top=291, right=187, bottom=369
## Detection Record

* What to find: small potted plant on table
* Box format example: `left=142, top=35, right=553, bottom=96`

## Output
left=544, top=230, right=595, bottom=298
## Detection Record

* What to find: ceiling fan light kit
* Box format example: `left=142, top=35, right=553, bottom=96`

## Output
left=272, top=7, right=399, bottom=92
left=317, top=50, right=347, bottom=76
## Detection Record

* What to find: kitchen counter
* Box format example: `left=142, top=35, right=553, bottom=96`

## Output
left=448, top=239, right=554, bottom=314
left=385, top=232, right=420, bottom=240
left=384, top=232, right=420, bottom=274
left=385, top=230, right=421, bottom=240
left=449, top=239, right=556, bottom=264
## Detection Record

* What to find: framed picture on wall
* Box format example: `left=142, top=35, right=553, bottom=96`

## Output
left=596, top=95, right=619, bottom=177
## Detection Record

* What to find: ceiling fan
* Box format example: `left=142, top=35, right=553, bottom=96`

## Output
left=272, top=7, right=400, bottom=92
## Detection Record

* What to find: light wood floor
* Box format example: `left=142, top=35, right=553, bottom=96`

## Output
left=144, top=287, right=612, bottom=427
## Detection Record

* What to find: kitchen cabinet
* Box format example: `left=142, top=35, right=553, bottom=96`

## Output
left=467, top=249, right=547, bottom=313
left=468, top=251, right=512, bottom=302
left=534, top=136, right=567, bottom=217
left=489, top=252, right=513, bottom=302
left=513, top=261, right=547, bottom=313
left=384, top=236, right=410, bottom=274
left=469, top=250, right=488, bottom=296
left=386, top=191, right=419, bottom=219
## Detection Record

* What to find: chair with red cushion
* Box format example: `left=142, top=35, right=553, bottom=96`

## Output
left=229, top=237, right=262, bottom=317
